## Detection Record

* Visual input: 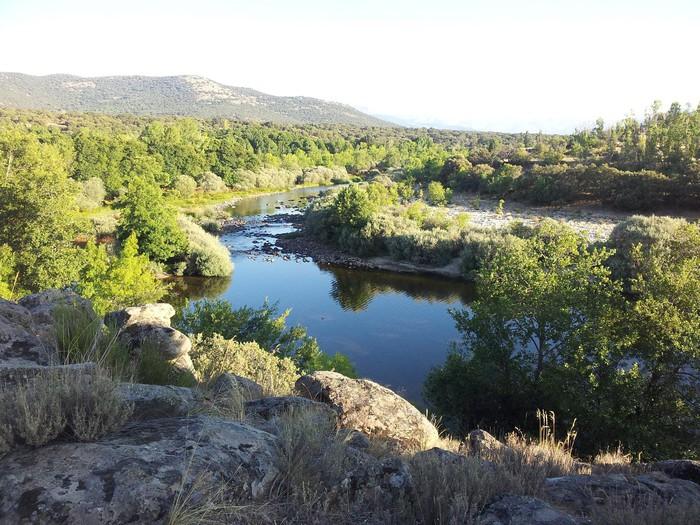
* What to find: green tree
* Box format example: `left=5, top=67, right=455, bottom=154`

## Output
left=0, top=245, right=18, bottom=299
left=77, top=234, right=167, bottom=315
left=425, top=222, right=623, bottom=444
left=0, top=128, right=83, bottom=291
left=116, top=177, right=187, bottom=263
left=427, top=181, right=451, bottom=206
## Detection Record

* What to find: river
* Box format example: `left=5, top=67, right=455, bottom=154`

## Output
left=170, top=186, right=474, bottom=403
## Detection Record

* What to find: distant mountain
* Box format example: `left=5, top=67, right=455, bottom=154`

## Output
left=0, top=73, right=393, bottom=127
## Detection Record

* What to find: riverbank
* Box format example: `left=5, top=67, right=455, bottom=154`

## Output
left=274, top=231, right=463, bottom=279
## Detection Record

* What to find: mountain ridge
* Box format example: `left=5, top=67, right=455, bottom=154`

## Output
left=0, top=72, right=393, bottom=127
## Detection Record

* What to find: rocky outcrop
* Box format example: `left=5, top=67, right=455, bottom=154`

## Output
left=19, top=290, right=99, bottom=349
left=211, top=371, right=264, bottom=399
left=0, top=299, right=52, bottom=367
left=461, top=429, right=510, bottom=458
left=107, top=304, right=194, bottom=373
left=650, top=459, right=700, bottom=485
left=478, top=495, right=579, bottom=525
left=116, top=383, right=203, bottom=421
left=544, top=472, right=700, bottom=515
left=0, top=416, right=279, bottom=524
left=104, top=303, right=176, bottom=329
left=295, top=371, right=439, bottom=451
left=0, top=362, right=96, bottom=386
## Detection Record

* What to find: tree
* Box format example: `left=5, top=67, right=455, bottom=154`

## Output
left=427, top=181, right=451, bottom=206
left=116, top=177, right=187, bottom=263
left=0, top=128, right=83, bottom=291
left=425, top=222, right=623, bottom=444
left=77, top=234, right=167, bottom=315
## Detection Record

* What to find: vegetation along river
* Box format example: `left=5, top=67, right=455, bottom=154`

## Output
left=171, top=186, right=475, bottom=403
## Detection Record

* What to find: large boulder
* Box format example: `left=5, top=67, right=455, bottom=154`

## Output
left=296, top=371, right=439, bottom=451
left=120, top=324, right=192, bottom=361
left=0, top=299, right=52, bottom=367
left=544, top=472, right=700, bottom=515
left=116, top=383, right=203, bottom=421
left=105, top=304, right=176, bottom=330
left=478, top=495, right=579, bottom=525
left=650, top=459, right=700, bottom=485
left=211, top=371, right=264, bottom=400
left=18, top=290, right=99, bottom=348
left=0, top=416, right=279, bottom=524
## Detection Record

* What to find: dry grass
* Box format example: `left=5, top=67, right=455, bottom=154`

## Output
left=0, top=367, right=132, bottom=453
left=591, top=496, right=700, bottom=525
left=407, top=451, right=518, bottom=524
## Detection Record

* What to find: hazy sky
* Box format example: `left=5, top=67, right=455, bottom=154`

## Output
left=1, top=0, right=698, bottom=132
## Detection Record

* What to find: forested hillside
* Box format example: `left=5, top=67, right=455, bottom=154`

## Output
left=0, top=73, right=391, bottom=127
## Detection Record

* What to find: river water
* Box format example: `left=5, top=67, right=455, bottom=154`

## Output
left=171, top=186, right=474, bottom=403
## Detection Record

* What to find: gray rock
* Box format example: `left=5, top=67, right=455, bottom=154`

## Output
left=650, top=459, right=700, bottom=485
left=0, top=362, right=97, bottom=386
left=340, top=429, right=371, bottom=450
left=244, top=396, right=337, bottom=435
left=460, top=429, right=510, bottom=458
left=414, top=446, right=471, bottom=465
left=0, top=416, right=279, bottom=524
left=121, top=323, right=192, bottom=361
left=18, top=290, right=99, bottom=348
left=211, top=372, right=263, bottom=399
left=296, top=371, right=439, bottom=451
left=544, top=472, right=700, bottom=515
left=116, top=383, right=203, bottom=420
left=105, top=303, right=176, bottom=330
left=0, top=299, right=51, bottom=367
left=478, top=495, right=579, bottom=525
left=329, top=448, right=414, bottom=508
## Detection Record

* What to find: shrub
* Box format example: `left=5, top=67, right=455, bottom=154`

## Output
left=172, top=175, right=197, bottom=198
left=606, top=215, right=700, bottom=280
left=177, top=216, right=233, bottom=277
left=427, top=181, right=451, bottom=206
left=0, top=367, right=132, bottom=453
left=459, top=230, right=523, bottom=278
left=135, top=340, right=197, bottom=387
left=177, top=299, right=355, bottom=375
left=198, top=171, right=227, bottom=193
left=190, top=334, right=299, bottom=395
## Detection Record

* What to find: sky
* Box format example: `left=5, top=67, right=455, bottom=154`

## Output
left=0, top=0, right=698, bottom=132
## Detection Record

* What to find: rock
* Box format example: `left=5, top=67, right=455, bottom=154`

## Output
left=244, top=396, right=337, bottom=434
left=650, top=459, right=700, bottom=485
left=0, top=362, right=97, bottom=386
left=329, top=447, right=414, bottom=508
left=121, top=323, right=192, bottom=361
left=116, top=383, right=203, bottom=420
left=478, top=495, right=579, bottom=525
left=0, top=299, right=51, bottom=366
left=18, top=290, right=99, bottom=348
left=105, top=304, right=176, bottom=330
left=0, top=416, right=279, bottom=524
left=340, top=429, right=371, bottom=450
left=211, top=372, right=263, bottom=399
left=296, top=371, right=439, bottom=451
left=460, top=429, right=510, bottom=458
left=414, top=446, right=470, bottom=465
left=544, top=472, right=700, bottom=515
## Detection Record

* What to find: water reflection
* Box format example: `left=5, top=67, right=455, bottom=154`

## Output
left=323, top=264, right=474, bottom=311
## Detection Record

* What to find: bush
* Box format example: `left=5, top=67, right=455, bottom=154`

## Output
left=177, top=216, right=233, bottom=277
left=176, top=299, right=355, bottom=375
left=198, top=171, right=227, bottom=193
left=426, top=181, right=451, bottom=206
left=459, top=230, right=523, bottom=278
left=172, top=175, right=197, bottom=198
left=190, top=334, right=299, bottom=395
left=0, top=367, right=132, bottom=454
